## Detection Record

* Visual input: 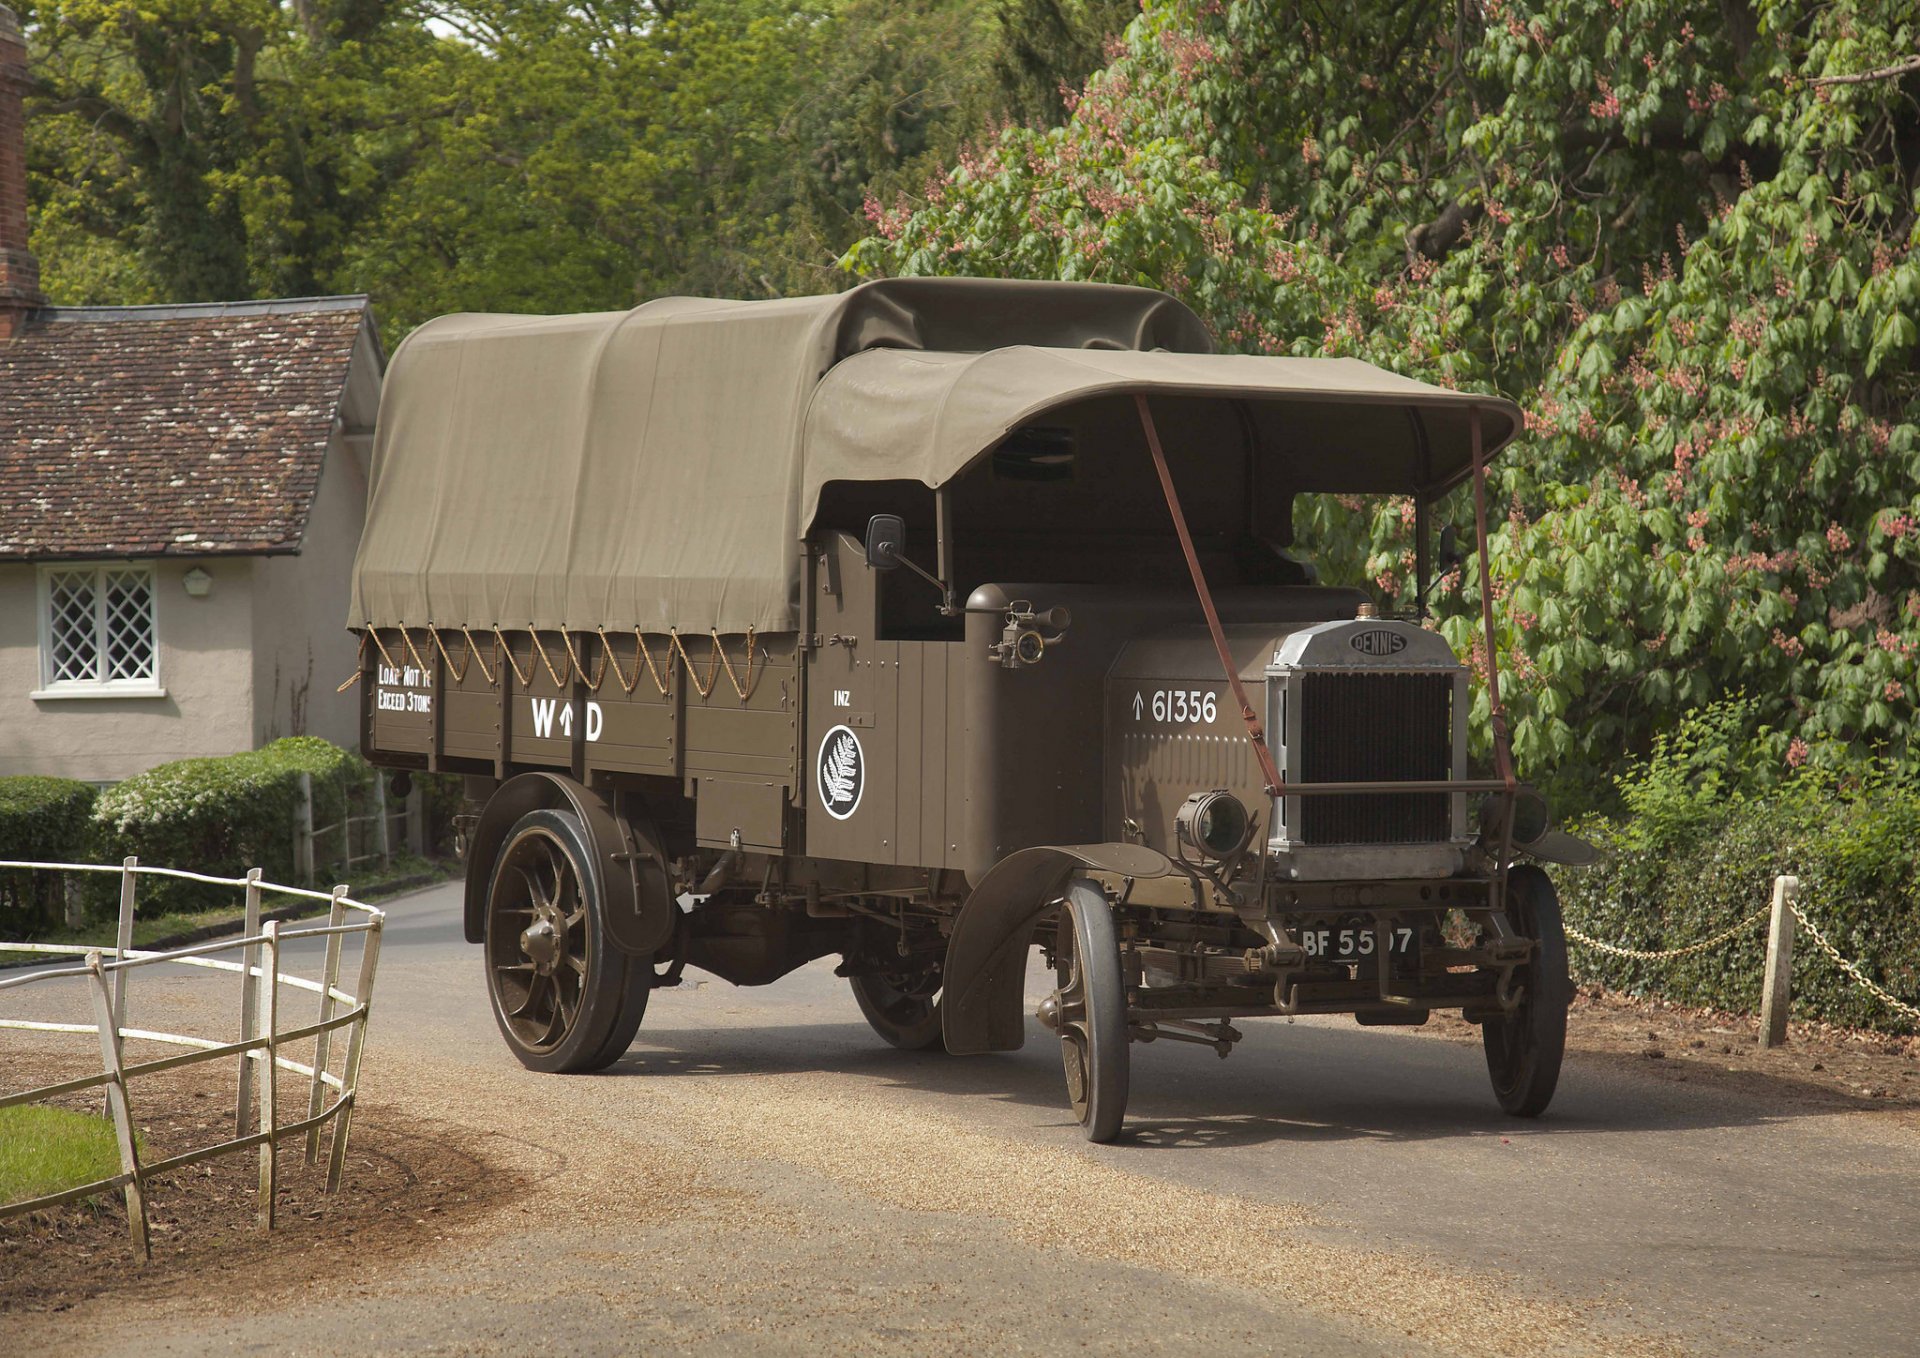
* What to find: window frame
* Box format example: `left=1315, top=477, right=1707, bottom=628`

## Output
left=32, top=561, right=167, bottom=700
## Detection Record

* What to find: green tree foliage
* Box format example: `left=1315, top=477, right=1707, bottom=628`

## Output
left=21, top=1, right=1060, bottom=331
left=20, top=0, right=424, bottom=301
left=991, top=0, right=1137, bottom=124
left=846, top=0, right=1920, bottom=802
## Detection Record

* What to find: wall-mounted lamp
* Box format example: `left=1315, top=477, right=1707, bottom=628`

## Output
left=182, top=567, right=212, bottom=598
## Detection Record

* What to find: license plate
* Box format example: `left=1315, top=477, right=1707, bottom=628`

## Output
left=1300, top=919, right=1418, bottom=965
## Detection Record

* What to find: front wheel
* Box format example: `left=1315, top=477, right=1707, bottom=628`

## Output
left=1048, top=878, right=1130, bottom=1143
left=1482, top=864, right=1570, bottom=1117
left=483, top=807, right=649, bottom=1073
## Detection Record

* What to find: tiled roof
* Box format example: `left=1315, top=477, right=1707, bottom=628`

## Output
left=0, top=295, right=374, bottom=559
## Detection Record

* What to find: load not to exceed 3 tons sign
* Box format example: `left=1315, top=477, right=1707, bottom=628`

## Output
left=375, top=663, right=433, bottom=714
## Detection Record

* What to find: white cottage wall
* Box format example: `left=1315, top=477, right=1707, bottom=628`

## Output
left=251, top=433, right=369, bottom=751
left=0, top=557, right=257, bottom=781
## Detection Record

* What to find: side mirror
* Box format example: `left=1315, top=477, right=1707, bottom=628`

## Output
left=864, top=514, right=905, bottom=570
left=1437, top=523, right=1465, bottom=572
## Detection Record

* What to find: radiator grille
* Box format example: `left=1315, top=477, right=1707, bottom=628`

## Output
left=1292, top=672, right=1453, bottom=845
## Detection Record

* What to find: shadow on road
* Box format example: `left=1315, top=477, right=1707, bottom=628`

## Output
left=598, top=1009, right=1888, bottom=1150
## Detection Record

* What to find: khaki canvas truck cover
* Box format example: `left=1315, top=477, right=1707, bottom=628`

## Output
left=349, top=277, right=1520, bottom=635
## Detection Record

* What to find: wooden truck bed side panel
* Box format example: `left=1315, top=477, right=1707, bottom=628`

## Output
left=364, top=629, right=799, bottom=840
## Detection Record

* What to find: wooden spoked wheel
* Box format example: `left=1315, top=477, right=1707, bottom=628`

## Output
left=483, top=808, right=648, bottom=1073
left=848, top=968, right=945, bottom=1051
left=1482, top=864, right=1570, bottom=1117
left=1049, top=877, right=1130, bottom=1143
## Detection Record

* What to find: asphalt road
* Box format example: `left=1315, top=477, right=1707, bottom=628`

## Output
left=18, top=879, right=1920, bottom=1356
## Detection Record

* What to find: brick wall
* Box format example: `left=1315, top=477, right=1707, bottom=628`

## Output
left=0, top=4, right=43, bottom=340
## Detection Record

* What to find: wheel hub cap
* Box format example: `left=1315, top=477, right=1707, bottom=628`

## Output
left=520, top=914, right=561, bottom=973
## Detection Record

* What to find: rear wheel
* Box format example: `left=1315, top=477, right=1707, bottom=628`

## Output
left=1048, top=878, right=1129, bottom=1143
left=483, top=807, right=649, bottom=1073
left=1482, top=864, right=1569, bottom=1117
left=849, top=969, right=944, bottom=1050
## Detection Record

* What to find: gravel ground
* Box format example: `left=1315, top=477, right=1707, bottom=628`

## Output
left=6, top=880, right=1916, bottom=1356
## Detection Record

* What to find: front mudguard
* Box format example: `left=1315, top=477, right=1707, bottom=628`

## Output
left=940, top=843, right=1170, bottom=1055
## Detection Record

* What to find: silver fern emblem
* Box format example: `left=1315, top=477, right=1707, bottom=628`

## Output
left=822, top=732, right=860, bottom=807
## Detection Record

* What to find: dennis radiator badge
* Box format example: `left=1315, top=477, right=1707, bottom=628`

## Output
left=817, top=725, right=866, bottom=820
left=1349, top=628, right=1408, bottom=657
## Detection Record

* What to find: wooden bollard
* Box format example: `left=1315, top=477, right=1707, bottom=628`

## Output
left=1758, top=875, right=1798, bottom=1050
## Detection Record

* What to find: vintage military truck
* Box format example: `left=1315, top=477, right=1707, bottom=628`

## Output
left=350, top=278, right=1591, bottom=1141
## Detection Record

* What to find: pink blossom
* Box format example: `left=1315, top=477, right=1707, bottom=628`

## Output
left=1826, top=523, right=1852, bottom=553
left=1772, top=629, right=1804, bottom=658
left=1878, top=511, right=1913, bottom=540
left=1686, top=509, right=1710, bottom=530
left=1786, top=737, right=1809, bottom=769
left=1780, top=587, right=1798, bottom=608
left=1589, top=78, right=1621, bottom=120
left=1886, top=681, right=1907, bottom=703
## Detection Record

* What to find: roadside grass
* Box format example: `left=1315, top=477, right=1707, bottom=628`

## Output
left=0, top=853, right=453, bottom=966
left=0, top=1104, right=128, bottom=1206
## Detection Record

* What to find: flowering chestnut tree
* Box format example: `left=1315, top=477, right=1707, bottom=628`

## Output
left=845, top=0, right=1920, bottom=792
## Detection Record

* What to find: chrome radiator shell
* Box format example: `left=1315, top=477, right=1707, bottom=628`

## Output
left=1265, top=619, right=1473, bottom=881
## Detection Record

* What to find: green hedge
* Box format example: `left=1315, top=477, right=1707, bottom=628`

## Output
left=1552, top=781, right=1920, bottom=1035
left=91, top=737, right=371, bottom=914
left=0, top=776, right=99, bottom=935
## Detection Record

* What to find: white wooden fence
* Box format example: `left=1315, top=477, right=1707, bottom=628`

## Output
left=0, top=858, right=385, bottom=1260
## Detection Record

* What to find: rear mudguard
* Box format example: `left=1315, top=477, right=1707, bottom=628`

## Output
left=941, top=843, right=1171, bottom=1055
left=463, top=771, right=676, bottom=959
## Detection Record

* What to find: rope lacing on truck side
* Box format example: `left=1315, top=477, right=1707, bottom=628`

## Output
left=341, top=625, right=759, bottom=701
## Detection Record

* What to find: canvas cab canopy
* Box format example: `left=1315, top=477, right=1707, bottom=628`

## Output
left=348, top=278, right=1521, bottom=636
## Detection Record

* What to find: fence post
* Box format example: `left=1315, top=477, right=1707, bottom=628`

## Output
left=373, top=776, right=391, bottom=867
left=63, top=872, right=85, bottom=930
left=406, top=783, right=426, bottom=857
left=104, top=855, right=136, bottom=1118
left=86, top=951, right=151, bottom=1262
left=258, top=918, right=280, bottom=1230
left=306, top=885, right=349, bottom=1164
left=326, top=913, right=384, bottom=1193
left=295, top=773, right=315, bottom=886
left=235, top=868, right=262, bottom=1138
left=1759, top=874, right=1799, bottom=1050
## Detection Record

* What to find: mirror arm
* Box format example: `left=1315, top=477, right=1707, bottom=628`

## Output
left=895, top=551, right=950, bottom=606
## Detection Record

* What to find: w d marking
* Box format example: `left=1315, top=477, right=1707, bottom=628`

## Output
left=529, top=697, right=603, bottom=742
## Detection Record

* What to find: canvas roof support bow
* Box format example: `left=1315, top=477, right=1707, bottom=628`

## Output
left=1135, top=393, right=1286, bottom=798
left=1468, top=404, right=1519, bottom=798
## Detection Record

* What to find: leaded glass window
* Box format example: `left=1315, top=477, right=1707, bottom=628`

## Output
left=40, top=565, right=158, bottom=689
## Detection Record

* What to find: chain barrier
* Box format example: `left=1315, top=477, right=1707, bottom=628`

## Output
left=1567, top=891, right=1919, bottom=1023
left=1564, top=906, right=1769, bottom=961
left=1787, top=898, right=1920, bottom=1023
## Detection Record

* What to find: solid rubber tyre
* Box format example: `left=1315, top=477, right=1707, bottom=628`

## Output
left=483, top=807, right=649, bottom=1073
left=849, top=971, right=945, bottom=1051
left=1052, top=877, right=1130, bottom=1143
left=1482, top=864, right=1570, bottom=1117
